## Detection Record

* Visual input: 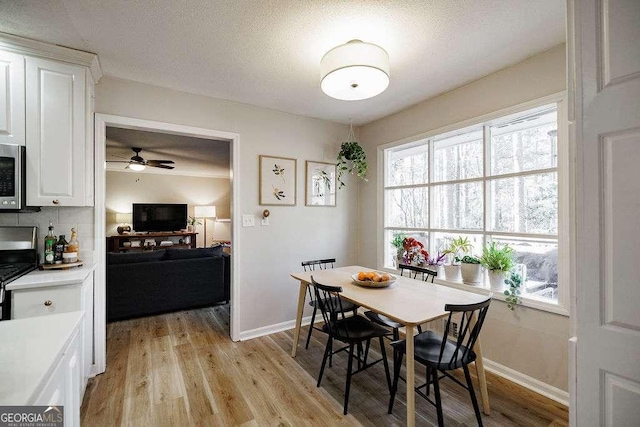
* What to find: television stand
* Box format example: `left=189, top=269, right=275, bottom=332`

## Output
left=107, top=231, right=198, bottom=253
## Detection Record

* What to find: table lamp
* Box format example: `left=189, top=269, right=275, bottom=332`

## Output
left=116, top=213, right=132, bottom=234
left=194, top=205, right=216, bottom=247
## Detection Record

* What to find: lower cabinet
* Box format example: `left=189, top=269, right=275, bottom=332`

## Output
left=11, top=272, right=94, bottom=395
left=34, top=328, right=81, bottom=427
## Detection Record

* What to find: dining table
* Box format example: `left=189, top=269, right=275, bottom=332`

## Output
left=290, top=265, right=491, bottom=427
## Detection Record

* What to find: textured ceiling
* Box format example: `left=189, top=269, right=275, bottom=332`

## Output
left=106, top=127, right=230, bottom=178
left=0, top=0, right=565, bottom=125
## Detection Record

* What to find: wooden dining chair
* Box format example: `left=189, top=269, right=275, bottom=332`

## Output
left=311, top=276, right=392, bottom=415
left=388, top=296, right=492, bottom=426
left=302, top=259, right=358, bottom=349
left=364, top=264, right=437, bottom=339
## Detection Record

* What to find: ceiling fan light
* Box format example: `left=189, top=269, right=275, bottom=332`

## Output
left=320, top=40, right=390, bottom=101
left=129, top=163, right=146, bottom=171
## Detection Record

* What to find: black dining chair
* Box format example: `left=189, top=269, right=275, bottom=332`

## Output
left=388, top=296, right=492, bottom=426
left=364, top=264, right=437, bottom=340
left=302, top=259, right=358, bottom=349
left=311, top=276, right=392, bottom=415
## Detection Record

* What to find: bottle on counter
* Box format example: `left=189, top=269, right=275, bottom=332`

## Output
left=55, top=234, right=67, bottom=264
left=63, top=228, right=79, bottom=264
left=44, top=222, right=57, bottom=265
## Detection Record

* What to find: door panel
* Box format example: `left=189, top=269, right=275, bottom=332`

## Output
left=0, top=51, right=25, bottom=145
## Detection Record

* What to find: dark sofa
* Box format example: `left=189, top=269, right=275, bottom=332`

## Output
left=107, top=246, right=230, bottom=322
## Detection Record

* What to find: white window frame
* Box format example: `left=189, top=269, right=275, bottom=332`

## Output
left=377, top=92, right=570, bottom=316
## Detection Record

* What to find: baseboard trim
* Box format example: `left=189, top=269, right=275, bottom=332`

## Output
left=239, top=315, right=313, bottom=341
left=482, top=358, right=569, bottom=406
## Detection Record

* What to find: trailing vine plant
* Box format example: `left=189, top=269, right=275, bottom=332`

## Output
left=504, top=271, right=522, bottom=310
left=337, top=123, right=368, bottom=189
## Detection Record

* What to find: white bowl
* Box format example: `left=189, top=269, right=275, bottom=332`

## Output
left=351, top=272, right=396, bottom=288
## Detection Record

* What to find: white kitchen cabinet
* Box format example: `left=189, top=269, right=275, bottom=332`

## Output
left=25, top=57, right=86, bottom=207
left=0, top=50, right=25, bottom=146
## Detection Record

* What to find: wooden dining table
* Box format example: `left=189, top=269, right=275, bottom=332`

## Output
left=290, top=265, right=491, bottom=427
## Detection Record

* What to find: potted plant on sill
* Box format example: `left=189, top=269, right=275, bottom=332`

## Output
left=402, top=237, right=428, bottom=267
left=336, top=124, right=368, bottom=189
left=186, top=216, right=201, bottom=233
left=426, top=252, right=446, bottom=278
left=390, top=232, right=406, bottom=267
left=460, top=255, right=483, bottom=285
left=442, top=236, right=472, bottom=282
left=480, top=242, right=515, bottom=291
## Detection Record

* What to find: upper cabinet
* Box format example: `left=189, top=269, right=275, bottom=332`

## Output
left=0, top=32, right=101, bottom=207
left=0, top=51, right=25, bottom=146
left=25, top=57, right=87, bottom=207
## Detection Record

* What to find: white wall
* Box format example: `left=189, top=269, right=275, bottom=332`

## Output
left=95, top=77, right=358, bottom=332
left=106, top=171, right=231, bottom=247
left=358, top=45, right=570, bottom=392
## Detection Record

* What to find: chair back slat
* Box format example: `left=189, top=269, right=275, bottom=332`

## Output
left=398, top=263, right=437, bottom=283
left=302, top=258, right=336, bottom=272
left=311, top=276, right=350, bottom=340
left=437, top=296, right=492, bottom=369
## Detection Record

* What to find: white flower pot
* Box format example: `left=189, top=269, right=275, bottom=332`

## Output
left=488, top=270, right=508, bottom=292
left=443, top=264, right=462, bottom=282
left=187, top=225, right=194, bottom=232
left=434, top=265, right=445, bottom=280
left=461, top=263, right=483, bottom=285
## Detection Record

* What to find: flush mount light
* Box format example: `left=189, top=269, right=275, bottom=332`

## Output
left=128, top=163, right=146, bottom=171
left=320, top=39, right=390, bottom=101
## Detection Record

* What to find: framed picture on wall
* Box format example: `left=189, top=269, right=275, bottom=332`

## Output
left=305, top=161, right=337, bottom=207
left=259, top=155, right=297, bottom=206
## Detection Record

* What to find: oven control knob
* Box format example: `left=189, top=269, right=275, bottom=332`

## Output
left=10, top=201, right=15, bottom=205
left=1, top=201, right=7, bottom=205
left=44, top=300, right=53, bottom=307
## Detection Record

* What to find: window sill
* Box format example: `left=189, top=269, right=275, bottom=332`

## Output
left=382, top=267, right=570, bottom=317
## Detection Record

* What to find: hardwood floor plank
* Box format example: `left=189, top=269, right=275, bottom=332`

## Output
left=82, top=306, right=568, bottom=427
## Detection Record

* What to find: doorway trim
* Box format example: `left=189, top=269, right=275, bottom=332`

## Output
left=93, top=113, right=240, bottom=373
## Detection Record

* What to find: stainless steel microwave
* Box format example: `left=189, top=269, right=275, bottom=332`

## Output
left=0, top=144, right=25, bottom=210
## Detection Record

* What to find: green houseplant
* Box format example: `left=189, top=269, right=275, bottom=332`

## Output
left=336, top=124, right=368, bottom=189
left=504, top=271, right=522, bottom=310
left=186, top=216, right=201, bottom=232
left=390, top=232, right=406, bottom=266
left=442, top=237, right=473, bottom=282
left=459, top=255, right=483, bottom=285
left=481, top=242, right=515, bottom=291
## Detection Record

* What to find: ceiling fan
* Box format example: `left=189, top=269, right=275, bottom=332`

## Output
left=107, top=147, right=175, bottom=171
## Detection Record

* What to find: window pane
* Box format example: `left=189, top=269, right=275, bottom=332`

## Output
left=433, top=128, right=483, bottom=182
left=432, top=182, right=483, bottom=230
left=385, top=188, right=428, bottom=228
left=386, top=142, right=429, bottom=186
left=491, top=236, right=558, bottom=303
left=433, top=232, right=483, bottom=263
left=491, top=172, right=557, bottom=234
left=490, top=107, right=557, bottom=175
left=384, top=230, right=429, bottom=268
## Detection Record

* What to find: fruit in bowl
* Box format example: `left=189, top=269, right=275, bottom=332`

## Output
left=352, top=271, right=396, bottom=287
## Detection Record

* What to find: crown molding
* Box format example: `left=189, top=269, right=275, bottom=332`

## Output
left=0, top=32, right=102, bottom=83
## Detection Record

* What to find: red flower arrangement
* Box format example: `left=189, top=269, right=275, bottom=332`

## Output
left=402, top=237, right=429, bottom=266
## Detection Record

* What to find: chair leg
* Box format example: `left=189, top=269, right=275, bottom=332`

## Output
left=317, top=335, right=332, bottom=387
left=388, top=349, right=404, bottom=414
left=379, top=337, right=392, bottom=393
left=356, top=342, right=363, bottom=370
left=363, top=339, right=371, bottom=364
left=328, top=337, right=333, bottom=368
left=432, top=367, right=444, bottom=427
left=463, top=364, right=483, bottom=427
left=344, top=343, right=355, bottom=415
left=426, top=366, right=431, bottom=396
left=305, top=305, right=318, bottom=349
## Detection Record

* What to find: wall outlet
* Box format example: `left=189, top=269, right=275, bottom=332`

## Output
left=261, top=217, right=269, bottom=226
left=242, top=214, right=255, bottom=227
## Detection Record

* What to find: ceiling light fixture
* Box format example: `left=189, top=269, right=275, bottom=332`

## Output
left=129, top=163, right=146, bottom=171
left=320, top=39, right=390, bottom=101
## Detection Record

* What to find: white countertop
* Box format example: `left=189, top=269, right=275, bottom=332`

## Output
left=6, top=262, right=96, bottom=291
left=0, top=311, right=83, bottom=405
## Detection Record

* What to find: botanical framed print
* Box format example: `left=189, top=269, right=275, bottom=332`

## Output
left=305, top=161, right=337, bottom=207
left=259, top=155, right=297, bottom=206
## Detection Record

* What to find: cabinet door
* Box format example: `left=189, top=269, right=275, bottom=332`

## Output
left=80, top=273, right=94, bottom=385
left=0, top=51, right=25, bottom=146
left=11, top=285, right=82, bottom=319
left=25, top=57, right=86, bottom=206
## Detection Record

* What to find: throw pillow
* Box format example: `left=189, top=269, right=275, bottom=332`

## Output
left=164, top=245, right=223, bottom=260
left=107, top=250, right=166, bottom=265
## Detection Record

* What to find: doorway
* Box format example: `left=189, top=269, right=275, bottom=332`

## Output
left=93, top=114, right=240, bottom=374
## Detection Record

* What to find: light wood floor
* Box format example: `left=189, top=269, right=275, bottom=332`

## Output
left=81, top=306, right=568, bottom=426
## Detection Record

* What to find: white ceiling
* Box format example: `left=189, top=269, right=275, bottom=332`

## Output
left=0, top=0, right=565, bottom=125
left=106, top=127, right=230, bottom=178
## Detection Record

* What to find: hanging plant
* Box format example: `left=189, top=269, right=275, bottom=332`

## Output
left=336, top=123, right=368, bottom=189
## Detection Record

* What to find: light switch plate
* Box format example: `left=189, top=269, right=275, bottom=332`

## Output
left=242, top=214, right=255, bottom=227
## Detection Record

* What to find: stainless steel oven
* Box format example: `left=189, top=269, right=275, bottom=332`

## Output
left=0, top=144, right=25, bottom=210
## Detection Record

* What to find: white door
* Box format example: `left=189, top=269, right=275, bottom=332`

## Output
left=571, top=0, right=640, bottom=425
left=0, top=51, right=25, bottom=146
left=25, top=57, right=86, bottom=206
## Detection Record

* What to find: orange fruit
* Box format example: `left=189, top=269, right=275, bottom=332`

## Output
left=381, top=274, right=390, bottom=282
left=372, top=273, right=381, bottom=282
left=365, top=272, right=375, bottom=280
left=357, top=271, right=366, bottom=281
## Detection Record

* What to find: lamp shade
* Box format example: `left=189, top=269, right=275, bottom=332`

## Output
left=128, top=163, right=146, bottom=171
left=194, top=205, right=216, bottom=218
left=320, top=40, right=390, bottom=101
left=115, top=213, right=132, bottom=224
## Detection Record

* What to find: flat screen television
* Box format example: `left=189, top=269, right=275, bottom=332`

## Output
left=132, top=203, right=187, bottom=232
